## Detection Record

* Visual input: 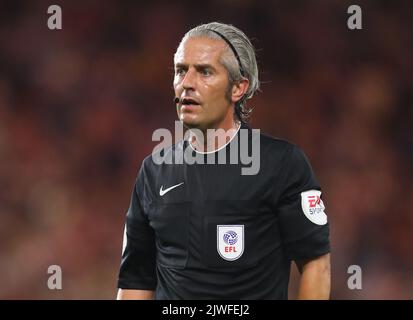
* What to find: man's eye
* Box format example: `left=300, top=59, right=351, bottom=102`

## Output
left=201, top=69, right=211, bottom=76
left=175, top=69, right=186, bottom=76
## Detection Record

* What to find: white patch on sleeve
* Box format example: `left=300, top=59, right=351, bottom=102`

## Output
left=300, top=190, right=328, bottom=225
left=122, top=224, right=127, bottom=255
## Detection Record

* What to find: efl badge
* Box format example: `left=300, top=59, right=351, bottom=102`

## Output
left=301, top=190, right=328, bottom=225
left=217, top=225, right=244, bottom=261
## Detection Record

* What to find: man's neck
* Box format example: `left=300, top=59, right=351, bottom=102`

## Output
left=189, top=120, right=241, bottom=153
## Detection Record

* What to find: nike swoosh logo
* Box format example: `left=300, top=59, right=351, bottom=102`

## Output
left=159, top=182, right=184, bottom=196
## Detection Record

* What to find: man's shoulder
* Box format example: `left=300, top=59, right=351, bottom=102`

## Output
left=259, top=132, right=312, bottom=169
left=258, top=130, right=297, bottom=155
left=241, top=123, right=292, bottom=148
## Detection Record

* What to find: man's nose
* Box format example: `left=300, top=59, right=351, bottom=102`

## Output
left=182, top=69, right=196, bottom=90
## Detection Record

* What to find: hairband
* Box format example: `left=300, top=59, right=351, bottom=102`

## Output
left=208, top=29, right=245, bottom=77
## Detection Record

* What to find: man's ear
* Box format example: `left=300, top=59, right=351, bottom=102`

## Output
left=231, top=79, right=249, bottom=104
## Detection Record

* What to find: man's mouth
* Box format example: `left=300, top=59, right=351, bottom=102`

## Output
left=181, top=97, right=200, bottom=106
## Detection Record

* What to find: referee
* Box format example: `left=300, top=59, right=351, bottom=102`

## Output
left=117, top=22, right=330, bottom=299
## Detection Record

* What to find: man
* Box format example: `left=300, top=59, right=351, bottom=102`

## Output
left=117, top=22, right=330, bottom=300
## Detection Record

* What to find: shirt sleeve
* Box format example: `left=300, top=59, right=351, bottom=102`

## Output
left=276, top=144, right=330, bottom=261
left=117, top=163, right=157, bottom=290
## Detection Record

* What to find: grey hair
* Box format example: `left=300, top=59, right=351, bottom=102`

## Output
left=175, top=22, right=260, bottom=122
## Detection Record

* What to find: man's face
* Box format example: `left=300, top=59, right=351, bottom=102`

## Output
left=173, top=37, right=233, bottom=131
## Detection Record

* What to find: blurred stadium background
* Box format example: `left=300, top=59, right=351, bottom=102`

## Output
left=0, top=0, right=412, bottom=299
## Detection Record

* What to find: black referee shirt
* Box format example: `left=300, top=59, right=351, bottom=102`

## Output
left=118, top=123, right=330, bottom=299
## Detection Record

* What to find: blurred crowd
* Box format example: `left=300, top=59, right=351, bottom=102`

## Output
left=0, top=0, right=412, bottom=299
